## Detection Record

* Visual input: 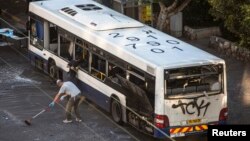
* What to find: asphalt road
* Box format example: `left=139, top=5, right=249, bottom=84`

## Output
left=0, top=46, right=142, bottom=141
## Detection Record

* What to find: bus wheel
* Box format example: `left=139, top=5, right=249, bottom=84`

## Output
left=49, top=63, right=58, bottom=79
left=111, top=97, right=123, bottom=125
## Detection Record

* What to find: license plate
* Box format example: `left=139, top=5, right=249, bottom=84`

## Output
left=170, top=132, right=185, bottom=137
left=187, top=119, right=201, bottom=124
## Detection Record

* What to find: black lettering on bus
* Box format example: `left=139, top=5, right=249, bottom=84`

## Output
left=172, top=46, right=183, bottom=51
left=125, top=43, right=137, bottom=49
left=151, top=48, right=164, bottom=53
left=142, top=30, right=155, bottom=34
left=172, top=99, right=210, bottom=117
left=147, top=41, right=160, bottom=46
left=126, top=37, right=140, bottom=42
left=166, top=40, right=180, bottom=44
left=109, top=33, right=124, bottom=38
left=147, top=35, right=157, bottom=39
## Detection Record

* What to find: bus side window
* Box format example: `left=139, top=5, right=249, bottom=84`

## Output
left=59, top=36, right=73, bottom=61
left=91, top=54, right=106, bottom=80
left=75, top=43, right=89, bottom=71
left=49, top=24, right=57, bottom=43
left=128, top=67, right=145, bottom=87
left=108, top=63, right=125, bottom=84
left=145, top=77, right=155, bottom=105
left=48, top=23, right=58, bottom=54
left=30, top=18, right=44, bottom=50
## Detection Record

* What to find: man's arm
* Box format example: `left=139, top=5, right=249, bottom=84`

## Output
left=49, top=93, right=65, bottom=107
left=53, top=93, right=63, bottom=103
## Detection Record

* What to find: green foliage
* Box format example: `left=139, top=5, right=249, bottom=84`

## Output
left=183, top=0, right=218, bottom=27
left=208, top=0, right=250, bottom=48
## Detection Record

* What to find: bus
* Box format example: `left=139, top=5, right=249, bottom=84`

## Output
left=28, top=0, right=227, bottom=138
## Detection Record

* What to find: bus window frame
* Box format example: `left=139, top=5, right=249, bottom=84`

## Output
left=90, top=52, right=107, bottom=81
left=44, top=21, right=59, bottom=54
left=58, top=33, right=74, bottom=62
left=75, top=38, right=90, bottom=73
left=107, top=62, right=126, bottom=84
left=164, top=64, right=224, bottom=99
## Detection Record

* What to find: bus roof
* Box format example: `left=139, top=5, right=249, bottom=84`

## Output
left=29, top=0, right=223, bottom=75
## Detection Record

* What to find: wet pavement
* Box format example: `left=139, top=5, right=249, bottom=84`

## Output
left=0, top=46, right=141, bottom=141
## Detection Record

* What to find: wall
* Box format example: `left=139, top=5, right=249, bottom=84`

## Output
left=184, top=26, right=221, bottom=40
left=209, top=36, right=250, bottom=62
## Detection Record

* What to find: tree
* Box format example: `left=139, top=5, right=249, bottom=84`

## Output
left=183, top=0, right=217, bottom=27
left=208, top=0, right=250, bottom=48
left=156, top=0, right=192, bottom=32
left=101, top=0, right=112, bottom=8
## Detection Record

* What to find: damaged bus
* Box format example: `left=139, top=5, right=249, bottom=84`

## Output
left=28, top=0, right=227, bottom=138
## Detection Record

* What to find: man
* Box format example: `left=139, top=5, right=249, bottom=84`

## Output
left=49, top=79, right=83, bottom=123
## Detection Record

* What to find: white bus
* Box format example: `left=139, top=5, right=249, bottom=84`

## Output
left=28, top=0, right=227, bottom=138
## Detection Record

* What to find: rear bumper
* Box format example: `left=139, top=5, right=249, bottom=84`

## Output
left=169, top=124, right=208, bottom=138
left=154, top=121, right=226, bottom=138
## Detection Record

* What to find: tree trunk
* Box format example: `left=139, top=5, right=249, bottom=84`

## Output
left=156, top=0, right=192, bottom=33
left=156, top=9, right=168, bottom=31
left=156, top=0, right=177, bottom=31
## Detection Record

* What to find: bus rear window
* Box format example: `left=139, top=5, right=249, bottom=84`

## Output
left=165, top=65, right=223, bottom=97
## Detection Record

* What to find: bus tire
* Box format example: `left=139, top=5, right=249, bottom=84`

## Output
left=49, top=63, right=58, bottom=79
left=111, top=97, right=123, bottom=125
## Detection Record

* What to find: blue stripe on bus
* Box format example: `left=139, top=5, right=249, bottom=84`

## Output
left=29, top=51, right=49, bottom=73
left=154, top=128, right=169, bottom=138
left=77, top=79, right=110, bottom=112
left=29, top=50, right=36, bottom=66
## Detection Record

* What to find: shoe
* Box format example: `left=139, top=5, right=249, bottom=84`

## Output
left=76, top=118, right=82, bottom=122
left=63, top=119, right=72, bottom=123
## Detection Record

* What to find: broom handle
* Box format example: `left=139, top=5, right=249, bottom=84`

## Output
left=31, top=99, right=59, bottom=119
left=32, top=108, right=48, bottom=119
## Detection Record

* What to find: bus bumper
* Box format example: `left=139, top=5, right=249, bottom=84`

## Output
left=154, top=124, right=210, bottom=138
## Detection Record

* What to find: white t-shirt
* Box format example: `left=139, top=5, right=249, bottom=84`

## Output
left=59, top=81, right=81, bottom=97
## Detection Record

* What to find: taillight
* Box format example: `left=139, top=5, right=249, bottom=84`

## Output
left=155, top=114, right=169, bottom=129
left=219, top=108, right=228, bottom=121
